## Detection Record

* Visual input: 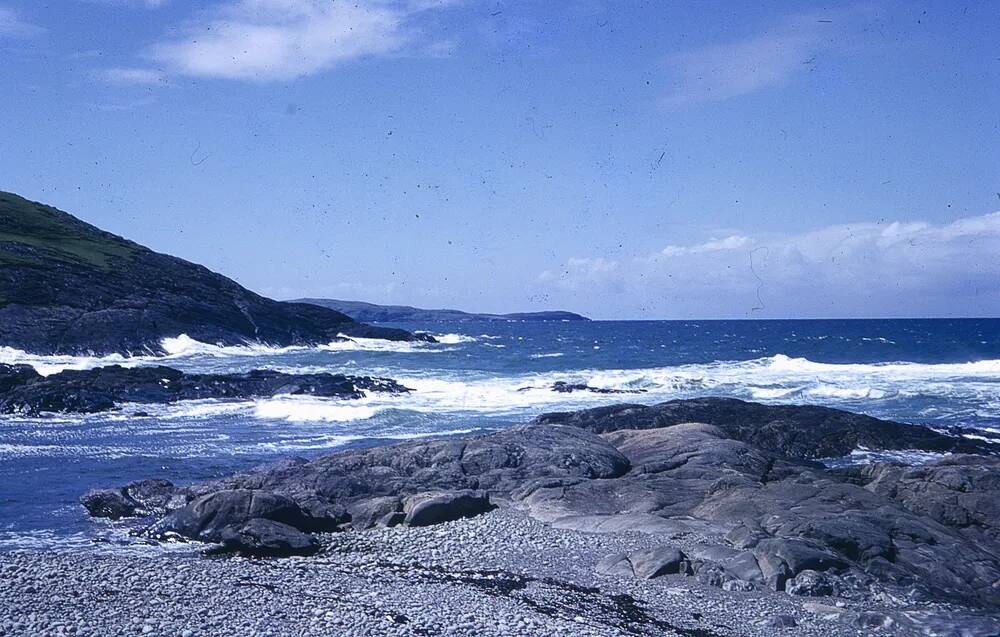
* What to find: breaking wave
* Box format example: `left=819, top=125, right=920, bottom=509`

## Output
left=0, top=331, right=478, bottom=374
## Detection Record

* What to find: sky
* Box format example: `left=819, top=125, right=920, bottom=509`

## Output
left=1, top=0, right=998, bottom=319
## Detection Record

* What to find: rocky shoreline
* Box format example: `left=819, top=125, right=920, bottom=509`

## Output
left=58, top=397, right=1000, bottom=636
left=3, top=506, right=998, bottom=636
left=0, top=364, right=410, bottom=416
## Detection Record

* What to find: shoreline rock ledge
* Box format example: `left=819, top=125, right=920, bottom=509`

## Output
left=0, top=363, right=409, bottom=416
left=83, top=397, right=1000, bottom=615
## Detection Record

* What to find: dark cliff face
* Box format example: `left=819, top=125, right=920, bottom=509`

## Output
left=0, top=192, right=424, bottom=354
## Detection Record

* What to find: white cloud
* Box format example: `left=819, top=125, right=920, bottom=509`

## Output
left=538, top=212, right=1000, bottom=318
left=99, top=67, right=167, bottom=85
left=0, top=6, right=43, bottom=38
left=661, top=7, right=874, bottom=108
left=149, top=0, right=454, bottom=81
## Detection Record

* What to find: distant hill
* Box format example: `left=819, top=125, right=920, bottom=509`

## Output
left=294, top=298, right=590, bottom=323
left=0, top=192, right=425, bottom=355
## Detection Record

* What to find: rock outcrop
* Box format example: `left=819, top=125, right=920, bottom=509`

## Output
left=0, top=191, right=431, bottom=355
left=0, top=363, right=409, bottom=415
left=82, top=398, right=1000, bottom=610
left=534, top=397, right=997, bottom=458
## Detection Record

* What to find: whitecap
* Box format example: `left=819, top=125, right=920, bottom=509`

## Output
left=252, top=397, right=381, bottom=422
left=321, top=335, right=451, bottom=353
left=427, top=333, right=477, bottom=344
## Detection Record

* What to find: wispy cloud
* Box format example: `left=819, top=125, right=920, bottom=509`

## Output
left=538, top=212, right=1000, bottom=318
left=0, top=6, right=43, bottom=38
left=148, top=0, right=456, bottom=82
left=661, top=7, right=875, bottom=108
left=99, top=66, right=167, bottom=85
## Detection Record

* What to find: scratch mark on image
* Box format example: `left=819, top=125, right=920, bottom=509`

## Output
left=749, top=247, right=768, bottom=313
left=190, top=142, right=210, bottom=167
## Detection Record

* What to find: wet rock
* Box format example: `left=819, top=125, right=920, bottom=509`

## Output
left=549, top=382, right=645, bottom=395
left=124, top=479, right=178, bottom=515
left=0, top=365, right=410, bottom=415
left=80, top=479, right=178, bottom=519
left=80, top=489, right=139, bottom=520
left=150, top=489, right=311, bottom=542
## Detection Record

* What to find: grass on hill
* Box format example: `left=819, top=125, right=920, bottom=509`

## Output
left=0, top=192, right=139, bottom=270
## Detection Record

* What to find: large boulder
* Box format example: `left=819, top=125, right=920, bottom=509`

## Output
left=80, top=479, right=178, bottom=520
left=150, top=489, right=311, bottom=542
left=402, top=490, right=493, bottom=527
left=80, top=489, right=140, bottom=520
left=218, top=519, right=320, bottom=558
left=347, top=497, right=403, bottom=530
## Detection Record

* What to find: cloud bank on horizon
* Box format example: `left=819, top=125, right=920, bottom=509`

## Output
left=539, top=212, right=1000, bottom=319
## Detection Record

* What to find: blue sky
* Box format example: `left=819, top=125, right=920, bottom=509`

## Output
left=1, top=1, right=998, bottom=319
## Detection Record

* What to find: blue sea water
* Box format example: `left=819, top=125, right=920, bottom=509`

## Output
left=1, top=318, right=998, bottom=550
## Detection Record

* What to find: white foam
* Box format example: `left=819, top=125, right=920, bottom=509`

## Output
left=765, top=354, right=1000, bottom=377
left=428, top=333, right=477, bottom=344
left=321, top=335, right=451, bottom=353
left=837, top=447, right=951, bottom=465
left=0, top=346, right=136, bottom=376
left=253, top=397, right=381, bottom=422
left=0, top=331, right=460, bottom=375
left=159, top=334, right=307, bottom=357
left=530, top=352, right=565, bottom=359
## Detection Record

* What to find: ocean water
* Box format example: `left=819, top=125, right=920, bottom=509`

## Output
left=1, top=318, right=998, bottom=550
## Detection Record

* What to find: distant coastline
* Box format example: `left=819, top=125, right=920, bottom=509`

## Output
left=294, top=298, right=590, bottom=323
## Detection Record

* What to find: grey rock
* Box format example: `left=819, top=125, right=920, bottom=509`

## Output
left=758, top=614, right=797, bottom=629
left=535, top=396, right=996, bottom=458
left=151, top=489, right=311, bottom=542
left=83, top=398, right=1000, bottom=612
left=594, top=553, right=634, bottom=578
left=627, top=547, right=688, bottom=580
left=80, top=488, right=139, bottom=520
left=403, top=490, right=493, bottom=527
left=218, top=518, right=319, bottom=558
left=347, top=497, right=402, bottom=530
left=853, top=611, right=894, bottom=630
left=786, top=569, right=837, bottom=597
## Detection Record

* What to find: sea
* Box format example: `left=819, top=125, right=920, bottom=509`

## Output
left=1, top=318, right=998, bottom=551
